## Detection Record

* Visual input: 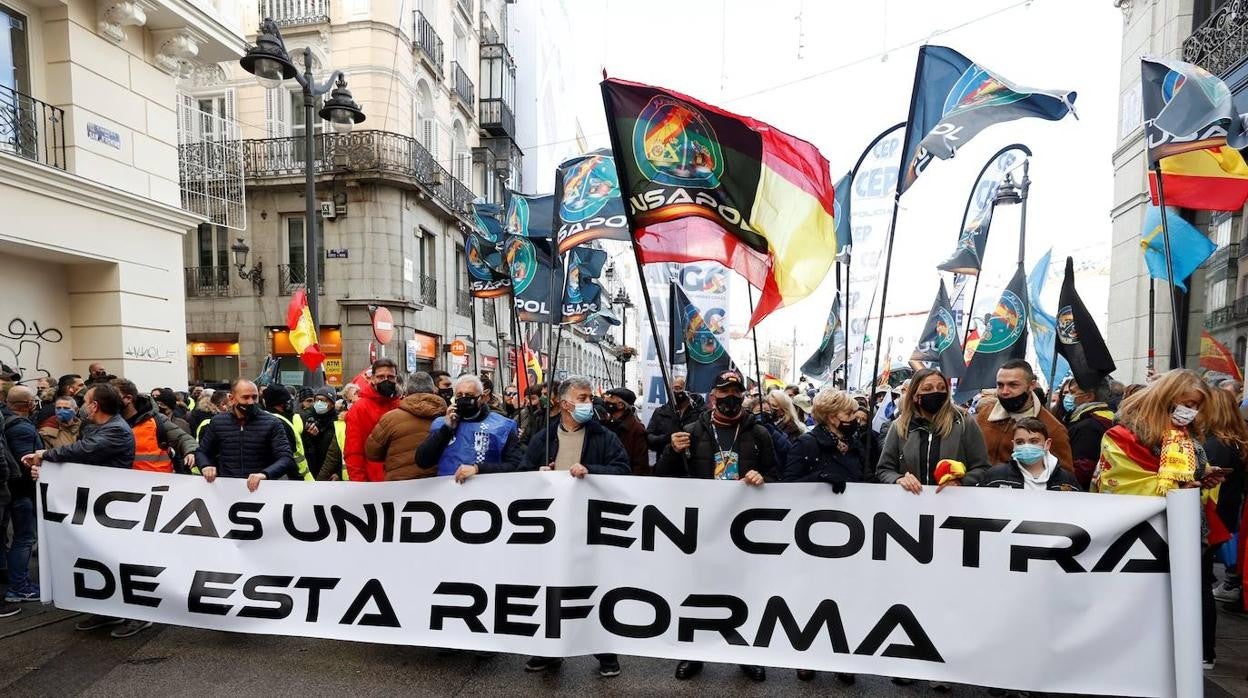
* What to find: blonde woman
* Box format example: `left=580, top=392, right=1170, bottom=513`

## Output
left=764, top=389, right=807, bottom=441
left=877, top=368, right=990, bottom=493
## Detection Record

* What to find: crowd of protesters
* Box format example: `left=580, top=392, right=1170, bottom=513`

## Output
left=0, top=358, right=1243, bottom=689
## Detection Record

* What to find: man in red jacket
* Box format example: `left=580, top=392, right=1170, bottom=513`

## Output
left=344, top=358, right=400, bottom=481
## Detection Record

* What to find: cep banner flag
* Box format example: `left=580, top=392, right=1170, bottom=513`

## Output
left=37, top=464, right=1203, bottom=697
left=672, top=283, right=734, bottom=393
left=899, top=46, right=1075, bottom=195
left=555, top=149, right=631, bottom=254
left=1027, top=250, right=1071, bottom=391
left=562, top=246, right=608, bottom=324
left=956, top=266, right=1030, bottom=402
left=908, top=281, right=964, bottom=379
left=1056, top=256, right=1117, bottom=390
left=601, top=77, right=838, bottom=329
left=800, top=292, right=847, bottom=380
left=937, top=145, right=1029, bottom=275
left=1140, top=205, right=1216, bottom=292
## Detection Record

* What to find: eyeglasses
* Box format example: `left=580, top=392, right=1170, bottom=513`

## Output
left=505, top=392, right=517, bottom=397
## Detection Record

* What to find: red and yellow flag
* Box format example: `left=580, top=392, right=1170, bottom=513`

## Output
left=1148, top=145, right=1248, bottom=212
left=1200, top=330, right=1243, bottom=381
left=602, top=78, right=837, bottom=329
left=286, top=288, right=325, bottom=371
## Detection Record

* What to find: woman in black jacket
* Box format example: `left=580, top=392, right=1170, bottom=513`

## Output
left=781, top=387, right=863, bottom=686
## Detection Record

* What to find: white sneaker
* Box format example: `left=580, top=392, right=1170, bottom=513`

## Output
left=1212, top=581, right=1241, bottom=603
left=1203, top=658, right=1216, bottom=671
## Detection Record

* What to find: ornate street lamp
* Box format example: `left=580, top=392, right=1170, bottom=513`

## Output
left=230, top=237, right=264, bottom=294
left=240, top=18, right=365, bottom=386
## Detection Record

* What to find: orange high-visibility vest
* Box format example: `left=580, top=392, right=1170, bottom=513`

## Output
left=132, top=418, right=173, bottom=473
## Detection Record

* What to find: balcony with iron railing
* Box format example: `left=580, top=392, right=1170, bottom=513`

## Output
left=278, top=263, right=326, bottom=295
left=1183, top=0, right=1248, bottom=77
left=456, top=289, right=472, bottom=316
left=455, top=0, right=473, bottom=21
left=1, top=84, right=67, bottom=171
left=413, top=10, right=444, bottom=78
left=243, top=130, right=476, bottom=215
left=451, top=61, right=475, bottom=114
left=184, top=267, right=234, bottom=298
left=1208, top=241, right=1240, bottom=271
left=259, top=0, right=330, bottom=27
left=419, top=274, right=438, bottom=307
left=1206, top=294, right=1248, bottom=328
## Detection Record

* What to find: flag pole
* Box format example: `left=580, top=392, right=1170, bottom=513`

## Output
left=469, top=297, right=480, bottom=374
left=962, top=276, right=983, bottom=349
left=493, top=298, right=506, bottom=388
left=600, top=78, right=676, bottom=404
left=867, top=190, right=902, bottom=428
left=747, top=283, right=766, bottom=399
left=1150, top=164, right=1185, bottom=368
left=843, top=253, right=851, bottom=386
left=1147, top=278, right=1156, bottom=372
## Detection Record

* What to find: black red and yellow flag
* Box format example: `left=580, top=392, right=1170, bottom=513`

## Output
left=601, top=78, right=837, bottom=328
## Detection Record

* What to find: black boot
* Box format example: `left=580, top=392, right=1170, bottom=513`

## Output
left=674, top=660, right=703, bottom=680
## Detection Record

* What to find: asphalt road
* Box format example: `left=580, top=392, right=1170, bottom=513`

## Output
left=2, top=602, right=1246, bottom=697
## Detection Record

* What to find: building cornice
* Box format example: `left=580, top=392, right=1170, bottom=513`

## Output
left=0, top=154, right=203, bottom=234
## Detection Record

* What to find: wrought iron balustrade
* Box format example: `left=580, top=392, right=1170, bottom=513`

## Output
left=0, top=84, right=66, bottom=170
left=456, top=290, right=471, bottom=316
left=278, top=263, right=325, bottom=295
left=184, top=267, right=233, bottom=298
left=451, top=61, right=475, bottom=110
left=259, top=0, right=330, bottom=26
left=1183, top=0, right=1248, bottom=77
left=413, top=10, right=444, bottom=77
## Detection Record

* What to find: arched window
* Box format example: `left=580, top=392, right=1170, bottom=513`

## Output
left=452, top=119, right=468, bottom=182
left=415, top=80, right=436, bottom=156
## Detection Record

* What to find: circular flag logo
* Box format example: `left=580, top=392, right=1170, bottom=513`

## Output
left=465, top=236, right=496, bottom=282
left=566, top=266, right=585, bottom=303
left=933, top=307, right=956, bottom=353
left=976, top=290, right=1027, bottom=354
left=684, top=305, right=725, bottom=364
left=943, top=67, right=1025, bottom=118
left=506, top=196, right=530, bottom=237
left=505, top=237, right=536, bottom=294
left=560, top=154, right=619, bottom=223
left=632, top=96, right=724, bottom=189
left=472, top=208, right=501, bottom=244
left=1056, top=305, right=1078, bottom=345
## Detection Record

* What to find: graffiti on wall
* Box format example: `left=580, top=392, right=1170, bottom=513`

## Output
left=0, top=318, right=64, bottom=381
left=124, top=345, right=180, bottom=363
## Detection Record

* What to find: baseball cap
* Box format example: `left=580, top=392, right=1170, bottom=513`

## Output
left=714, top=370, right=745, bottom=390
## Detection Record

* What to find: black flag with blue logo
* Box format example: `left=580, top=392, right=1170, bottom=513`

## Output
left=799, top=292, right=846, bottom=380
left=900, top=45, right=1075, bottom=195
left=955, top=266, right=1030, bottom=402
left=504, top=192, right=561, bottom=323
left=909, top=281, right=965, bottom=380
left=672, top=284, right=734, bottom=394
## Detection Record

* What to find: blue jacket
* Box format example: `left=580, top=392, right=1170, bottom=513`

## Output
left=194, top=410, right=293, bottom=479
left=524, top=419, right=631, bottom=475
left=417, top=409, right=523, bottom=476
left=44, top=413, right=136, bottom=471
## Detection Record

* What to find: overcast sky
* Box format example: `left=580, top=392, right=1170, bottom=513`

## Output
left=539, top=0, right=1122, bottom=373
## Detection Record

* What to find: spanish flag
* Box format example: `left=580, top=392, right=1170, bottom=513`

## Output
left=1200, top=330, right=1243, bottom=381
left=601, top=78, right=837, bottom=329
left=285, top=288, right=325, bottom=371
left=1147, top=145, right=1248, bottom=212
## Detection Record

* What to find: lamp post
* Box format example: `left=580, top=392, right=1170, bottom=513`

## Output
left=230, top=237, right=265, bottom=294
left=240, top=18, right=364, bottom=387
left=612, top=286, right=633, bottom=387
left=992, top=160, right=1030, bottom=270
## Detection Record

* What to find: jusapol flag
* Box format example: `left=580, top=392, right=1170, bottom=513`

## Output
left=909, top=281, right=964, bottom=380
left=956, top=266, right=1030, bottom=402
left=671, top=284, right=734, bottom=394
left=899, top=45, right=1075, bottom=195
left=601, top=77, right=838, bottom=329
left=800, top=292, right=847, bottom=380
left=554, top=149, right=631, bottom=254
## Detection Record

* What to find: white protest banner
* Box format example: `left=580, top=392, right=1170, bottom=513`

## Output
left=37, top=464, right=1199, bottom=697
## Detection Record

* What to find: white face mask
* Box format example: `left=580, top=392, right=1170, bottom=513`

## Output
left=1171, top=404, right=1198, bottom=427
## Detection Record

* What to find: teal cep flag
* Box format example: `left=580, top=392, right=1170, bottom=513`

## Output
left=1141, top=205, right=1216, bottom=292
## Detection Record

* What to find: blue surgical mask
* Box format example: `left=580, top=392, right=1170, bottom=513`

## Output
left=571, top=402, right=595, bottom=424
left=55, top=407, right=76, bottom=423
left=1013, top=443, right=1046, bottom=464
left=313, top=401, right=330, bottom=415
left=1062, top=394, right=1076, bottom=412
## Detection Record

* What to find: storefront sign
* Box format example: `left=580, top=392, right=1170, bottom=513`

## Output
left=411, top=333, right=438, bottom=360
left=450, top=339, right=467, bottom=356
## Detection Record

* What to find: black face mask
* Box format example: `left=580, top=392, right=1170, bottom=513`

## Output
left=376, top=380, right=398, bottom=398
left=715, top=394, right=744, bottom=419
left=674, top=391, right=689, bottom=404
left=839, top=421, right=860, bottom=438
left=237, top=403, right=259, bottom=420
left=998, top=391, right=1031, bottom=413
left=917, top=392, right=948, bottom=415
left=438, top=388, right=454, bottom=402
left=455, top=396, right=481, bottom=420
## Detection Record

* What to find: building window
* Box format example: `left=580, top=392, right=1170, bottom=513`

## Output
left=196, top=94, right=232, bottom=142
left=455, top=243, right=466, bottom=289
left=0, top=3, right=29, bottom=95
left=1209, top=278, right=1230, bottom=312
left=417, top=229, right=436, bottom=279
left=1212, top=212, right=1234, bottom=248
left=285, top=216, right=325, bottom=270
left=197, top=223, right=230, bottom=268
left=1237, top=336, right=1247, bottom=369
left=290, top=91, right=324, bottom=162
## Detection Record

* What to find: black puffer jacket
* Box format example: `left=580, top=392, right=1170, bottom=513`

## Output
left=655, top=412, right=777, bottom=480
left=781, top=424, right=866, bottom=485
left=195, top=410, right=293, bottom=479
left=524, top=419, right=631, bottom=475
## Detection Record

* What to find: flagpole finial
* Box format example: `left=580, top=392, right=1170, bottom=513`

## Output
left=602, top=67, right=608, bottom=80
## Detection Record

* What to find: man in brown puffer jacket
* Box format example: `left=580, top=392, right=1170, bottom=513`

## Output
left=366, top=372, right=447, bottom=480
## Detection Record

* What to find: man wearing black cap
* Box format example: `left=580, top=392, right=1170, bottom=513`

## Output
left=602, top=387, right=650, bottom=475
left=656, top=369, right=776, bottom=682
